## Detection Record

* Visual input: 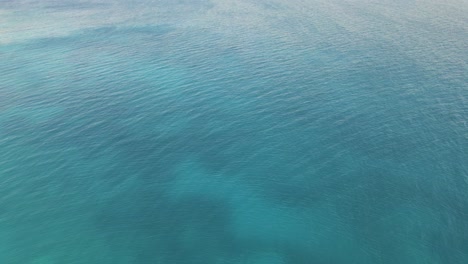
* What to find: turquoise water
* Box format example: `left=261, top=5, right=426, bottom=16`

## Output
left=1, top=0, right=467, bottom=263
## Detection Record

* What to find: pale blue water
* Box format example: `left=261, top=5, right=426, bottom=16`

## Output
left=1, top=0, right=467, bottom=263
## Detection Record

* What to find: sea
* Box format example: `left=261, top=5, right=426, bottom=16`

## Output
left=0, top=0, right=467, bottom=263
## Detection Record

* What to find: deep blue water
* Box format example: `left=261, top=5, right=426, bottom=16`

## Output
left=1, top=0, right=467, bottom=263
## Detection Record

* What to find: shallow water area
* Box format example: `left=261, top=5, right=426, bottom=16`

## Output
left=0, top=0, right=467, bottom=263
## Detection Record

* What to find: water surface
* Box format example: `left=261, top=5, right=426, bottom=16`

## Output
left=0, top=0, right=467, bottom=263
